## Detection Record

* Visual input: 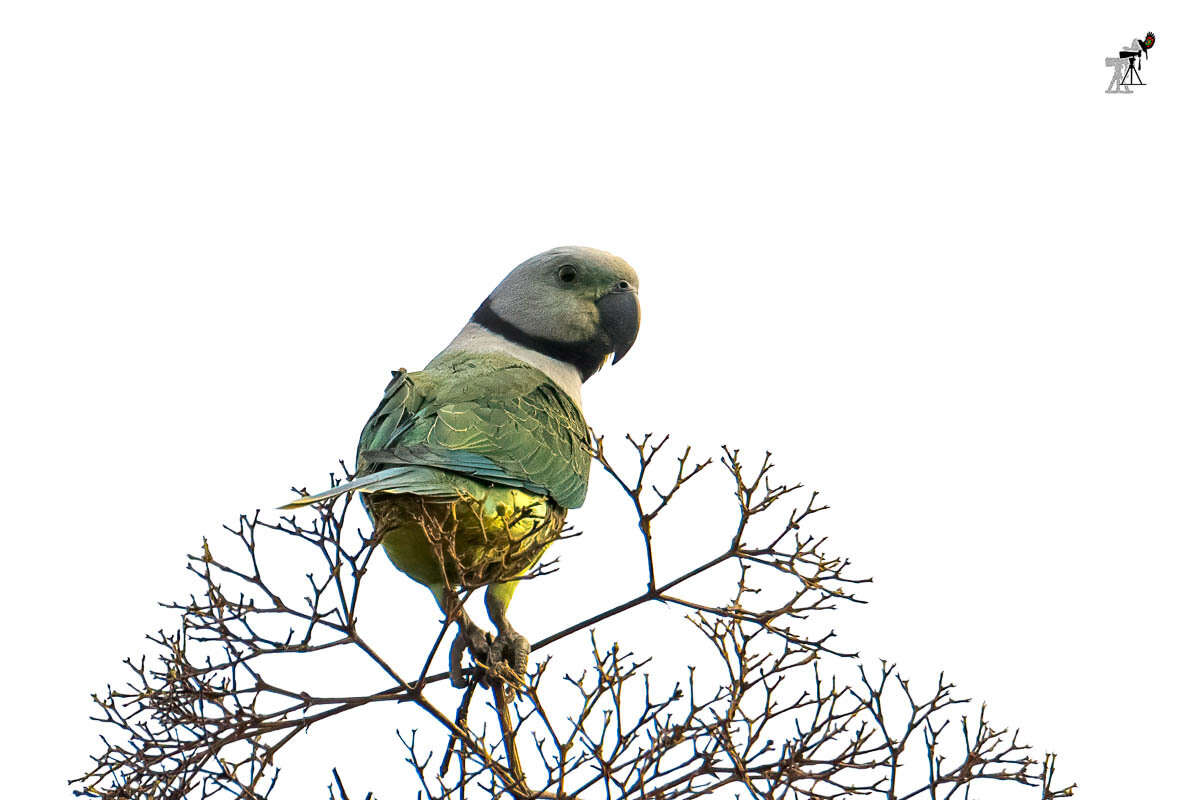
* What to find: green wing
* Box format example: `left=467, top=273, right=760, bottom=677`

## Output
left=355, top=352, right=591, bottom=508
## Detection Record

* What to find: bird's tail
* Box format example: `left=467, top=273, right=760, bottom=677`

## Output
left=279, top=483, right=355, bottom=510
left=278, top=467, right=412, bottom=510
left=278, top=466, right=468, bottom=510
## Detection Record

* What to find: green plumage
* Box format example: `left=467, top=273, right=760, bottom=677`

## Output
left=356, top=350, right=590, bottom=509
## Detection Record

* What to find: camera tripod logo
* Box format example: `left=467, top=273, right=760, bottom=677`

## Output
left=1106, top=32, right=1155, bottom=93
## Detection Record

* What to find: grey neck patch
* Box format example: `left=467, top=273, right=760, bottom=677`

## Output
left=430, top=323, right=585, bottom=408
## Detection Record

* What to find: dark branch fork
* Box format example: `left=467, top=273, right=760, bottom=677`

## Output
left=74, top=436, right=1075, bottom=800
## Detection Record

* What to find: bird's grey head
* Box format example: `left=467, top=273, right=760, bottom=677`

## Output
left=472, top=246, right=640, bottom=381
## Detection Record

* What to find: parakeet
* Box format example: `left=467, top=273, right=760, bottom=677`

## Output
left=282, top=246, right=640, bottom=690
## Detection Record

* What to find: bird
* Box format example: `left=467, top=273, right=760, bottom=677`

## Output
left=282, top=246, right=640, bottom=691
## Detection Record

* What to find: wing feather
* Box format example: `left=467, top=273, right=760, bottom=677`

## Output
left=353, top=354, right=590, bottom=508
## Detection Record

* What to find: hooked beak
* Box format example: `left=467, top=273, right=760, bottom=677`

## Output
left=596, top=283, right=640, bottom=365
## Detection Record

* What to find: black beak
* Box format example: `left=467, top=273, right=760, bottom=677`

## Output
left=596, top=285, right=640, bottom=365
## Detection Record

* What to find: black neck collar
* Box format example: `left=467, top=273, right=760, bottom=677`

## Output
left=471, top=300, right=608, bottom=381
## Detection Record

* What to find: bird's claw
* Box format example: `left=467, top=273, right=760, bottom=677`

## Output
left=497, top=631, right=529, bottom=681
left=449, top=624, right=491, bottom=689
left=448, top=626, right=529, bottom=701
left=489, top=630, right=529, bottom=702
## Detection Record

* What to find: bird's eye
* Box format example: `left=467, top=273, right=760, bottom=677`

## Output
left=558, top=265, right=577, bottom=283
left=616, top=280, right=631, bottom=291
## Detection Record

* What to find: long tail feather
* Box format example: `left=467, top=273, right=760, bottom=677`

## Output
left=278, top=467, right=412, bottom=510
left=278, top=466, right=475, bottom=510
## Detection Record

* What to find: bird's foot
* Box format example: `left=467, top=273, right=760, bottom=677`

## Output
left=494, top=629, right=529, bottom=682
left=448, top=625, right=529, bottom=700
left=482, top=629, right=529, bottom=702
left=449, top=622, right=491, bottom=689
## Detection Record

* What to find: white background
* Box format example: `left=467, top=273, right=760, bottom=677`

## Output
left=2, top=2, right=1196, bottom=797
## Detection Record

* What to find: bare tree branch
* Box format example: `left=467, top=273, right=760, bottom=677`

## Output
left=73, top=435, right=1075, bottom=799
